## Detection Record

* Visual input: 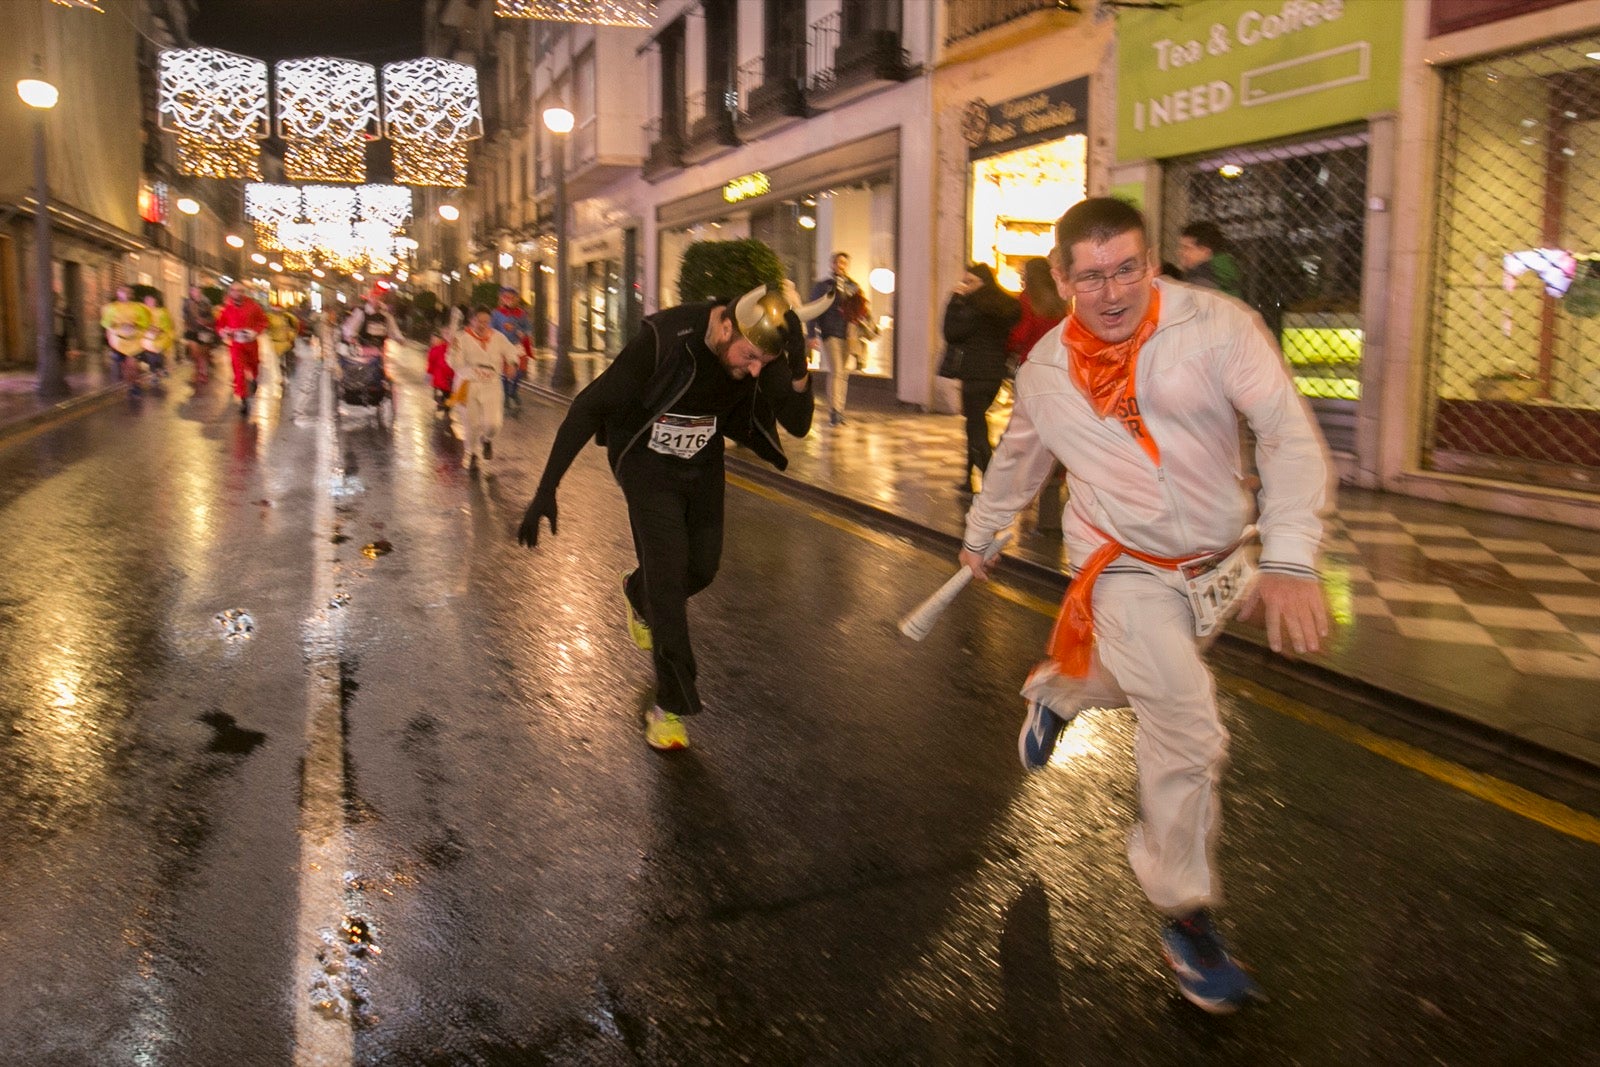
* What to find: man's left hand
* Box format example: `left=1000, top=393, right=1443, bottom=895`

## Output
left=1238, top=572, right=1329, bottom=655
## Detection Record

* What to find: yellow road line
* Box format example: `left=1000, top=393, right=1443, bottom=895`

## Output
left=732, top=471, right=1600, bottom=846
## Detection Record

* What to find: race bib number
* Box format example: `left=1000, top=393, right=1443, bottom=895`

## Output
left=1179, top=535, right=1258, bottom=638
left=233, top=329, right=257, bottom=343
left=648, top=414, right=716, bottom=459
left=115, top=325, right=137, bottom=337
left=366, top=321, right=387, bottom=337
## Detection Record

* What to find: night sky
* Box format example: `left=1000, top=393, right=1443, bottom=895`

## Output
left=188, top=0, right=429, bottom=63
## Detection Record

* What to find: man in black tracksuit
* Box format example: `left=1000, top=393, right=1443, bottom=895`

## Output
left=517, top=285, right=821, bottom=750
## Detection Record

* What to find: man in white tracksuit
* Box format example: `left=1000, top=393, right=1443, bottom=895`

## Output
left=959, top=197, right=1331, bottom=1014
left=449, top=306, right=519, bottom=470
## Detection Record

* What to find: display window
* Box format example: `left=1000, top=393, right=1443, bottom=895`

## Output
left=968, top=135, right=1088, bottom=291
left=659, top=172, right=898, bottom=378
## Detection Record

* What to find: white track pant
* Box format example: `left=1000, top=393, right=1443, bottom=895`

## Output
left=458, top=377, right=504, bottom=456
left=1023, top=566, right=1228, bottom=916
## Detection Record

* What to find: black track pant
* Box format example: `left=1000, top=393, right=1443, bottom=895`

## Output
left=618, top=446, right=725, bottom=716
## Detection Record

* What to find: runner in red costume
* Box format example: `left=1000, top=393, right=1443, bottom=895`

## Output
left=214, top=282, right=269, bottom=416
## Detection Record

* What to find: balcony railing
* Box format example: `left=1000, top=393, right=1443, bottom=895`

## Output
left=683, top=87, right=738, bottom=161
left=736, top=53, right=808, bottom=135
left=808, top=11, right=912, bottom=103
left=642, top=115, right=685, bottom=180
left=945, top=0, right=1068, bottom=45
left=808, top=12, right=840, bottom=94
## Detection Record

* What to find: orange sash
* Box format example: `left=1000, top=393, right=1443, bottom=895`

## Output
left=1047, top=536, right=1209, bottom=677
left=1064, top=288, right=1161, bottom=466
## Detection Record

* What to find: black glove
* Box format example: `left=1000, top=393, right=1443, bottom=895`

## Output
left=783, top=310, right=809, bottom=381
left=517, top=488, right=558, bottom=547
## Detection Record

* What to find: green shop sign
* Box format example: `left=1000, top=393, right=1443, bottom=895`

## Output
left=1116, top=0, right=1401, bottom=161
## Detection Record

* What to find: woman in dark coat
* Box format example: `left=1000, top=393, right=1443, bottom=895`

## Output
left=942, top=263, right=1021, bottom=491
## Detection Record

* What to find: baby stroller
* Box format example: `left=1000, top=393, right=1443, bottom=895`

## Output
left=335, top=341, right=394, bottom=427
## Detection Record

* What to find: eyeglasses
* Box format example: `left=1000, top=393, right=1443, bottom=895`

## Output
left=1069, top=261, right=1150, bottom=295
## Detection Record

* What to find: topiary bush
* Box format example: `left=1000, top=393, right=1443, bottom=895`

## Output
left=676, top=238, right=783, bottom=304
left=470, top=281, right=503, bottom=311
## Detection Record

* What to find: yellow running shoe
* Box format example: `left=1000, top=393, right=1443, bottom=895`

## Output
left=644, top=707, right=688, bottom=751
left=622, top=571, right=652, bottom=651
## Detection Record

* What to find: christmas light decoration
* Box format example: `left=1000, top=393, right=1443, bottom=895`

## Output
left=244, top=183, right=303, bottom=228
left=158, top=48, right=268, bottom=179
left=303, top=185, right=360, bottom=227
left=50, top=0, right=106, bottom=11
left=177, top=133, right=261, bottom=180
left=494, top=0, right=655, bottom=27
left=276, top=58, right=378, bottom=183
left=382, top=59, right=482, bottom=188
left=390, top=139, right=469, bottom=188
left=284, top=140, right=366, bottom=185
left=358, top=185, right=413, bottom=232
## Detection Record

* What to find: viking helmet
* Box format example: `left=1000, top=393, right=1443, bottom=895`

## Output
left=732, top=281, right=832, bottom=356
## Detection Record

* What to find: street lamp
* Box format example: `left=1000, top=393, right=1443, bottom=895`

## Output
left=19, top=76, right=65, bottom=397
left=543, top=106, right=575, bottom=389
left=437, top=203, right=461, bottom=303
left=176, top=197, right=200, bottom=289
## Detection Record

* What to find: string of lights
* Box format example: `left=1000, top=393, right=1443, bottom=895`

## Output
left=493, top=0, right=655, bottom=27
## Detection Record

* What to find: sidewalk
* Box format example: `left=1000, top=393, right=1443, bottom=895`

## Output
left=6, top=350, right=1597, bottom=778
left=515, top=352, right=1600, bottom=778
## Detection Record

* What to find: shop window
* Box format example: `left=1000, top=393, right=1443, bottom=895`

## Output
left=970, top=135, right=1087, bottom=291
left=1163, top=129, right=1369, bottom=453
left=1423, top=34, right=1600, bottom=492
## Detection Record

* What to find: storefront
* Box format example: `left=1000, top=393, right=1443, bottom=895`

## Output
left=1117, top=0, right=1403, bottom=459
left=656, top=130, right=900, bottom=383
left=963, top=78, right=1089, bottom=290
left=1420, top=18, right=1600, bottom=495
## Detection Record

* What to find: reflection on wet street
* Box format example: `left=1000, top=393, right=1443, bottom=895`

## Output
left=1, top=349, right=1596, bottom=1064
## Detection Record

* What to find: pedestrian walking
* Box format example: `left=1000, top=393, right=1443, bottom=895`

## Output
left=214, top=282, right=269, bottom=416
left=1176, top=220, right=1244, bottom=299
left=516, top=281, right=827, bottom=751
left=448, top=307, right=518, bottom=470
left=182, top=285, right=215, bottom=384
left=941, top=263, right=1020, bottom=493
left=1007, top=256, right=1067, bottom=367
left=100, top=284, right=150, bottom=391
left=806, top=252, right=871, bottom=426
left=491, top=287, right=534, bottom=412
left=958, top=197, right=1331, bottom=1013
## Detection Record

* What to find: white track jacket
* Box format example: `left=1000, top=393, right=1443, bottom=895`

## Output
left=964, top=279, right=1332, bottom=575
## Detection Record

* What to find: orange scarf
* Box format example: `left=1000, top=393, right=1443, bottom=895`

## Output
left=1064, top=287, right=1161, bottom=414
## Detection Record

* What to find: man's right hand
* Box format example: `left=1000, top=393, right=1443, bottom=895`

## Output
left=959, top=546, right=998, bottom=581
left=517, top=489, right=558, bottom=547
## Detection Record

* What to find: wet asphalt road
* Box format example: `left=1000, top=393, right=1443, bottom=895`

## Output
left=1, top=348, right=1598, bottom=1066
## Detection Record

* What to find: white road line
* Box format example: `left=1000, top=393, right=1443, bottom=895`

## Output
left=292, top=362, right=356, bottom=1066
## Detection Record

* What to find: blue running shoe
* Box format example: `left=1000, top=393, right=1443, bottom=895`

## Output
left=1159, top=910, right=1262, bottom=1013
left=1017, top=700, right=1070, bottom=771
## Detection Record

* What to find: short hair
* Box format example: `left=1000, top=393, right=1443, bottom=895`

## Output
left=832, top=251, right=849, bottom=260
left=1180, top=220, right=1229, bottom=254
left=1054, top=197, right=1149, bottom=273
left=471, top=305, right=493, bottom=318
left=966, top=262, right=998, bottom=288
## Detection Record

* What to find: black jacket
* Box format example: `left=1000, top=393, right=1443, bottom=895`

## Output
left=942, top=286, right=1021, bottom=381
left=534, top=302, right=814, bottom=496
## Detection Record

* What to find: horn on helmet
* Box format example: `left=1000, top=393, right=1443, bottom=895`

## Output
left=793, top=291, right=832, bottom=324
left=734, top=284, right=767, bottom=334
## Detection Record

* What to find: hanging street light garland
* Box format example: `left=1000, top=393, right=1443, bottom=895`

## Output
left=275, top=58, right=379, bottom=183
left=382, top=58, right=483, bottom=188
left=243, top=183, right=416, bottom=273
left=158, top=48, right=269, bottom=180
left=494, top=0, right=655, bottom=28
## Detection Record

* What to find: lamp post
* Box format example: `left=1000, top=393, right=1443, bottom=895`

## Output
left=18, top=76, right=66, bottom=397
left=176, top=196, right=200, bottom=289
left=543, top=106, right=574, bottom=389
left=225, top=233, right=245, bottom=280
left=437, top=202, right=460, bottom=305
